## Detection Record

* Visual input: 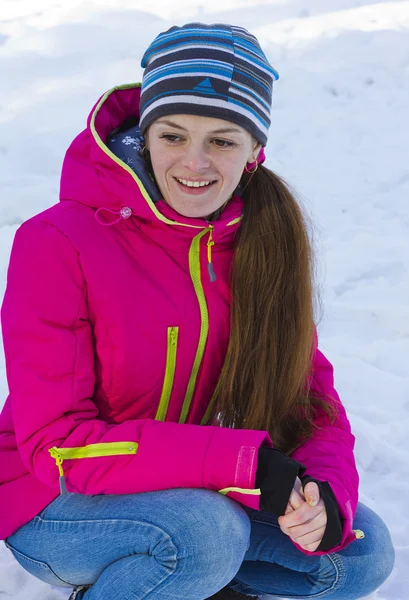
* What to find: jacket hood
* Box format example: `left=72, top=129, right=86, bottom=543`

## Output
left=59, top=83, right=245, bottom=236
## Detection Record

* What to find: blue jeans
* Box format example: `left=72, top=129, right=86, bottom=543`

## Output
left=5, top=489, right=394, bottom=599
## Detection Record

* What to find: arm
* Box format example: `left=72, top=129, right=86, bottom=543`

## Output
left=290, top=342, right=360, bottom=554
left=1, top=219, right=271, bottom=501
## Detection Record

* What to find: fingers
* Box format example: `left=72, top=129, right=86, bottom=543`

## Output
left=294, top=476, right=303, bottom=495
left=279, top=498, right=325, bottom=529
left=288, top=486, right=304, bottom=511
left=295, top=525, right=326, bottom=546
left=281, top=508, right=327, bottom=539
left=303, top=481, right=320, bottom=507
left=284, top=477, right=305, bottom=514
left=278, top=498, right=327, bottom=551
left=292, top=526, right=326, bottom=552
left=279, top=480, right=326, bottom=552
left=301, top=541, right=322, bottom=552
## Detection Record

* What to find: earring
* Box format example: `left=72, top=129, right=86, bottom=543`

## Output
left=244, top=161, right=258, bottom=174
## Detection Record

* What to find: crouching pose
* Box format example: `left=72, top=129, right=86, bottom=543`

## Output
left=0, top=22, right=394, bottom=600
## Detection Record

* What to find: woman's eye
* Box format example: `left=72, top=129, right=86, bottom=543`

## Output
left=212, top=139, right=236, bottom=148
left=160, top=134, right=182, bottom=143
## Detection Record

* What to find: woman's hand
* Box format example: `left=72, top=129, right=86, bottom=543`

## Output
left=284, top=476, right=304, bottom=513
left=279, top=481, right=327, bottom=551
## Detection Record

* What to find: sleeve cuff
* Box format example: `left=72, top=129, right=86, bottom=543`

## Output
left=256, top=447, right=306, bottom=516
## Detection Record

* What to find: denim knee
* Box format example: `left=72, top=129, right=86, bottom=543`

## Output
left=5, top=489, right=250, bottom=600
left=354, top=510, right=395, bottom=599
left=172, top=489, right=251, bottom=593
left=331, top=505, right=395, bottom=600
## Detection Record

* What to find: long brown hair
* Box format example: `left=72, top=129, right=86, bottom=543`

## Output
left=210, top=164, right=335, bottom=453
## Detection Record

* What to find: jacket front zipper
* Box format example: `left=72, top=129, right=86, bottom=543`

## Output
left=48, top=442, right=138, bottom=495
left=178, top=229, right=210, bottom=424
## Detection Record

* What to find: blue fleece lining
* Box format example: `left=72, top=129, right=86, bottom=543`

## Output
left=106, top=124, right=162, bottom=203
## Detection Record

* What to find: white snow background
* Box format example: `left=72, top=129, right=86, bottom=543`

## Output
left=0, top=0, right=408, bottom=598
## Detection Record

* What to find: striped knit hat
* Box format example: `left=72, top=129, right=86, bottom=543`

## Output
left=139, top=23, right=279, bottom=146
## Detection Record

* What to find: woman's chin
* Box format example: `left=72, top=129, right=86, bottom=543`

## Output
left=176, top=207, right=212, bottom=219
left=165, top=199, right=223, bottom=220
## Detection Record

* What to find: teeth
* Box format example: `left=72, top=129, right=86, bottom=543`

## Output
left=176, top=178, right=212, bottom=188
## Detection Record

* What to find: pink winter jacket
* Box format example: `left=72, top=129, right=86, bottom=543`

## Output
left=0, top=84, right=360, bottom=553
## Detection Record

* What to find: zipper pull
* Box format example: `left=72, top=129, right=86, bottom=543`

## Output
left=59, top=475, right=67, bottom=495
left=353, top=529, right=365, bottom=540
left=207, top=226, right=216, bottom=282
left=48, top=447, right=67, bottom=495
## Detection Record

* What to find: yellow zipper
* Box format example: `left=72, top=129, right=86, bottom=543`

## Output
left=226, top=217, right=242, bottom=227
left=48, top=442, right=138, bottom=495
left=155, top=327, right=179, bottom=421
left=179, top=229, right=210, bottom=424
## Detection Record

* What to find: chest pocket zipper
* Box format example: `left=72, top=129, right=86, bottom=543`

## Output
left=48, top=327, right=179, bottom=495
left=155, top=326, right=179, bottom=421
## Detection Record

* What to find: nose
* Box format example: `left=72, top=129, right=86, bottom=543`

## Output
left=181, top=143, right=211, bottom=172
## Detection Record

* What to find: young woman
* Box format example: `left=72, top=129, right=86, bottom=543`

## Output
left=0, top=23, right=394, bottom=600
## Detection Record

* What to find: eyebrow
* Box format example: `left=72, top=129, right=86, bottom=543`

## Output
left=155, top=119, right=243, bottom=135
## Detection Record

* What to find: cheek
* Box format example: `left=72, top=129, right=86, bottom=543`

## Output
left=220, top=160, right=246, bottom=186
left=150, top=154, right=170, bottom=182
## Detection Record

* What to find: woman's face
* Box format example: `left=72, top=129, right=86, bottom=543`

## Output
left=145, top=114, right=261, bottom=219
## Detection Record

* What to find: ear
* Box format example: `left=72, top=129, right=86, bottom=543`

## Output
left=248, top=141, right=262, bottom=164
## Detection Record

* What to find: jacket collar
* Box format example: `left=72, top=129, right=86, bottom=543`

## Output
left=60, top=83, right=244, bottom=243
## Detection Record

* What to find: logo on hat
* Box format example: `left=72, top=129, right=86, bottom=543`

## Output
left=193, top=78, right=216, bottom=94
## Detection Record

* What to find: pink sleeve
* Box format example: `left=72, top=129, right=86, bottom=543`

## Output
left=1, top=220, right=271, bottom=503
left=291, top=340, right=360, bottom=555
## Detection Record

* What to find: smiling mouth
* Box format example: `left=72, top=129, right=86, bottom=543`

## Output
left=174, top=177, right=217, bottom=189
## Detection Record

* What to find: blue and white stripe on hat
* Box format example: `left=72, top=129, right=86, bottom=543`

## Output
left=139, top=23, right=279, bottom=146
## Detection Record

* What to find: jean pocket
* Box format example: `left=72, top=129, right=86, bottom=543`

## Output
left=4, top=540, right=72, bottom=587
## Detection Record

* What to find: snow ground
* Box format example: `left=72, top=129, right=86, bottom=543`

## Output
left=0, top=1, right=408, bottom=598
